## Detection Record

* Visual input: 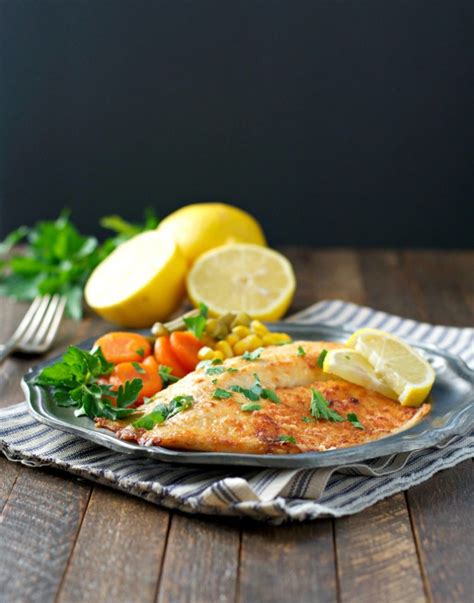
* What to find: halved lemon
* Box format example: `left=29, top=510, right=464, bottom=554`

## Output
left=346, top=328, right=435, bottom=406
left=186, top=243, right=296, bottom=320
left=85, top=231, right=187, bottom=328
left=323, top=348, right=398, bottom=399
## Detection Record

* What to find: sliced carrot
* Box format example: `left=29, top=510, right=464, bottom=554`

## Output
left=110, top=355, right=163, bottom=404
left=94, top=332, right=151, bottom=365
left=170, top=331, right=203, bottom=372
left=154, top=335, right=188, bottom=378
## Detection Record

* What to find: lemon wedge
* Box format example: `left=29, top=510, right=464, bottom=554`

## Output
left=346, top=328, right=435, bottom=406
left=85, top=231, right=187, bottom=328
left=157, top=203, right=266, bottom=264
left=323, top=349, right=398, bottom=399
left=186, top=243, right=296, bottom=320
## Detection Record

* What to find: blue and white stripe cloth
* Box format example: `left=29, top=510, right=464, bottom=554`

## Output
left=0, top=300, right=472, bottom=523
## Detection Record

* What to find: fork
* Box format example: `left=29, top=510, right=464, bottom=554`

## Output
left=0, top=294, right=67, bottom=364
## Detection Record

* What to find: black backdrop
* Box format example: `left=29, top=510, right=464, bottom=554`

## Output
left=1, top=1, right=473, bottom=247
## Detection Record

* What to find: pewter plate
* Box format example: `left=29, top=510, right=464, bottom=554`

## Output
left=22, top=323, right=474, bottom=468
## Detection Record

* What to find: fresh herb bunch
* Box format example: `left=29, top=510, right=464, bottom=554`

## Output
left=34, top=345, right=143, bottom=420
left=0, top=208, right=159, bottom=319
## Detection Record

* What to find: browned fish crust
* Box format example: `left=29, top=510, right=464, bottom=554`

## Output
left=96, top=341, right=431, bottom=454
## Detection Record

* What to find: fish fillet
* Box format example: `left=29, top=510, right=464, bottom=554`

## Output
left=97, top=341, right=430, bottom=454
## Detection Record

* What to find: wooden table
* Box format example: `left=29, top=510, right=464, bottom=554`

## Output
left=0, top=249, right=472, bottom=603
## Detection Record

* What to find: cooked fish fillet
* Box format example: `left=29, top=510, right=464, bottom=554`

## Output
left=97, top=341, right=430, bottom=454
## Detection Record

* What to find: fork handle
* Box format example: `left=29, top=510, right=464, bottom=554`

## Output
left=0, top=341, right=17, bottom=365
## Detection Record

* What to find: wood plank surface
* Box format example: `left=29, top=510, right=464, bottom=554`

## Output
left=0, top=469, right=91, bottom=603
left=57, top=487, right=170, bottom=603
left=401, top=250, right=474, bottom=603
left=238, top=519, right=336, bottom=603
left=335, top=494, right=426, bottom=603
left=407, top=461, right=474, bottom=603
left=0, top=249, right=472, bottom=603
left=157, top=514, right=240, bottom=603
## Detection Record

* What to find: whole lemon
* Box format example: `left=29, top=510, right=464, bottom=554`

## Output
left=157, top=203, right=266, bottom=264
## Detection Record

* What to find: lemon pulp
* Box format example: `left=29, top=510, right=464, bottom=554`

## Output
left=187, top=243, right=296, bottom=321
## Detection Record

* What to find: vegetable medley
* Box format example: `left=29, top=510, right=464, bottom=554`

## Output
left=35, top=304, right=293, bottom=421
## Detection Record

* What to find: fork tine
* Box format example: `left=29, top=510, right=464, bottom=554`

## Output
left=18, top=295, right=52, bottom=345
left=10, top=296, right=44, bottom=342
left=31, top=294, right=62, bottom=346
left=42, top=295, right=67, bottom=349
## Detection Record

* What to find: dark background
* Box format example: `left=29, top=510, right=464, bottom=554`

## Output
left=1, top=0, right=473, bottom=247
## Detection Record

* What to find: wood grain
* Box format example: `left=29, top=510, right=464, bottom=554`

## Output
left=335, top=494, right=426, bottom=603
left=157, top=514, right=240, bottom=603
left=407, top=461, right=474, bottom=603
left=401, top=251, right=474, bottom=603
left=358, top=250, right=426, bottom=321
left=0, top=468, right=90, bottom=603
left=57, top=486, right=170, bottom=603
left=238, top=520, right=336, bottom=603
left=0, top=457, right=19, bottom=513
left=401, top=250, right=473, bottom=326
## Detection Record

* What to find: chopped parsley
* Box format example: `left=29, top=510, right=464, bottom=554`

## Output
left=135, top=347, right=145, bottom=357
left=242, top=347, right=264, bottom=361
left=132, top=395, right=194, bottom=429
left=302, top=416, right=314, bottom=423
left=196, top=358, right=223, bottom=370
left=158, top=365, right=179, bottom=386
left=310, top=388, right=344, bottom=422
left=261, top=387, right=281, bottom=404
left=228, top=373, right=280, bottom=404
left=184, top=302, right=208, bottom=339
left=229, top=384, right=260, bottom=401
left=213, top=388, right=233, bottom=399
left=205, top=365, right=239, bottom=376
left=131, top=362, right=146, bottom=374
left=297, top=346, right=306, bottom=357
left=241, top=402, right=262, bottom=412
left=317, top=349, right=328, bottom=368
left=278, top=435, right=296, bottom=444
left=347, top=412, right=364, bottom=429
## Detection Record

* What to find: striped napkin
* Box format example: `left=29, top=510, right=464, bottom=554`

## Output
left=0, top=301, right=472, bottom=523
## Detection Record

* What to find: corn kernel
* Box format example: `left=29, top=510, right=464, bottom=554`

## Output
left=216, top=340, right=234, bottom=358
left=212, top=350, right=225, bottom=361
left=250, top=319, right=269, bottom=336
left=233, top=334, right=264, bottom=356
left=262, top=332, right=292, bottom=346
left=226, top=333, right=239, bottom=346
left=197, top=346, right=215, bottom=360
left=232, top=325, right=251, bottom=339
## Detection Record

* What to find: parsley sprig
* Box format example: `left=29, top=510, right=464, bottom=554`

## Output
left=184, top=302, right=208, bottom=339
left=317, top=349, right=328, bottom=368
left=34, top=345, right=142, bottom=420
left=214, top=373, right=280, bottom=409
left=309, top=389, right=365, bottom=429
left=132, top=395, right=194, bottom=429
left=310, top=388, right=345, bottom=422
left=158, top=365, right=180, bottom=386
left=0, top=209, right=159, bottom=319
left=242, top=347, right=264, bottom=361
